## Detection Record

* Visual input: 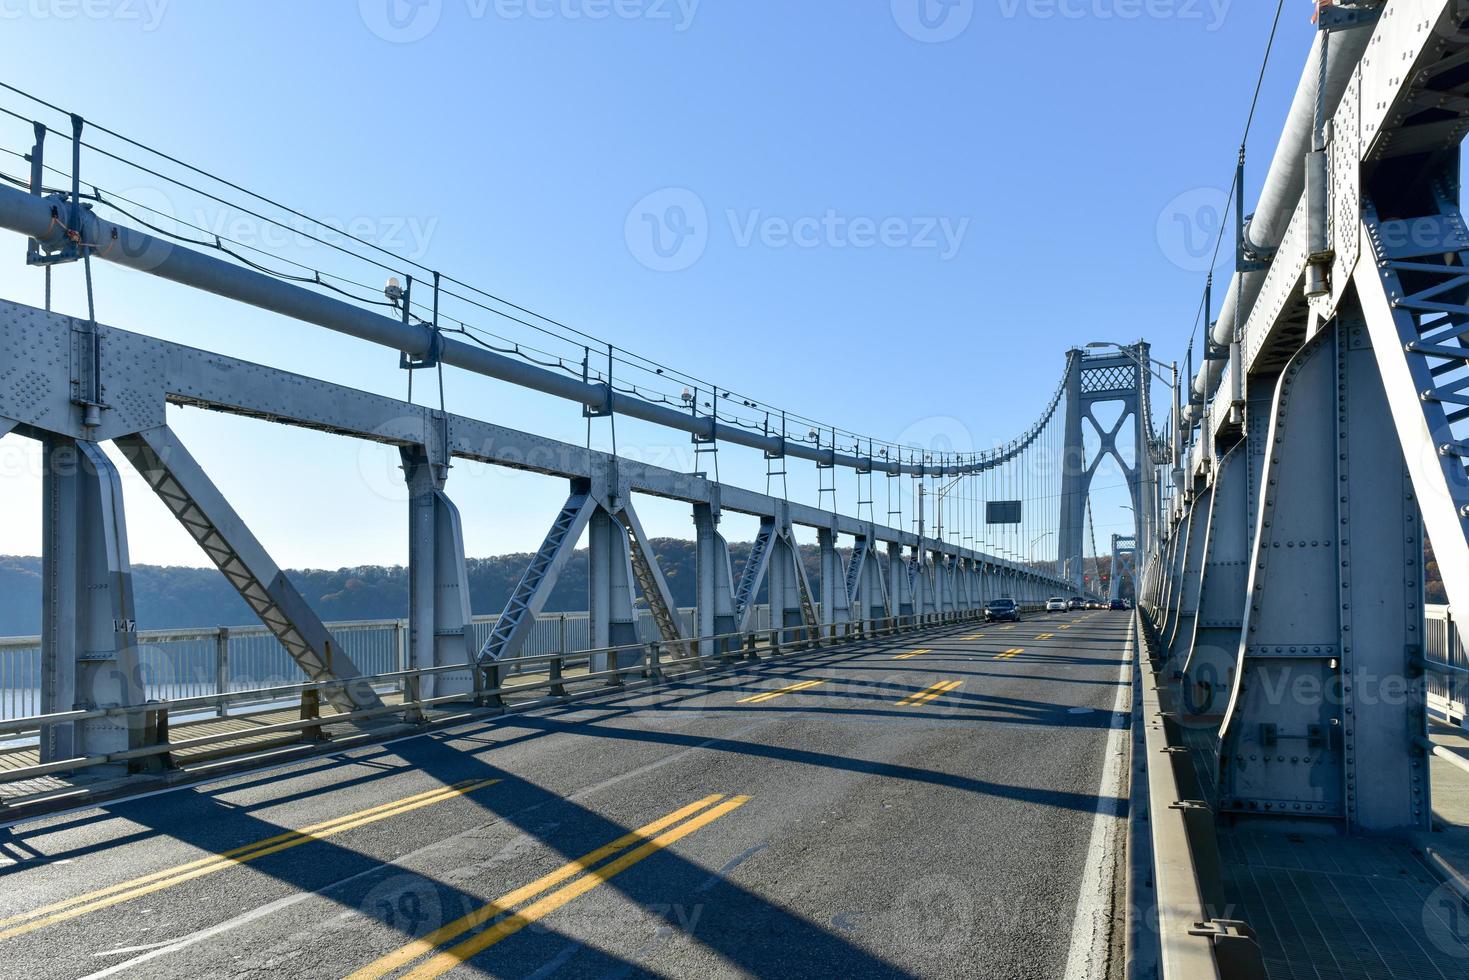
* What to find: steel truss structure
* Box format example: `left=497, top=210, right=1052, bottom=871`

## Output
left=1144, top=0, right=1469, bottom=835
left=0, top=297, right=1088, bottom=766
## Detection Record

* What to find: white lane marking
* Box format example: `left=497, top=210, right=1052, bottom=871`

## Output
left=1062, top=616, right=1132, bottom=980
left=76, top=715, right=777, bottom=980
left=92, top=940, right=177, bottom=957
left=80, top=889, right=309, bottom=978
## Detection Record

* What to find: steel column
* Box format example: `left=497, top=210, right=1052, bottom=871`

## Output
left=40, top=438, right=142, bottom=763
left=402, top=445, right=475, bottom=700
left=588, top=506, right=640, bottom=672
left=693, top=502, right=736, bottom=655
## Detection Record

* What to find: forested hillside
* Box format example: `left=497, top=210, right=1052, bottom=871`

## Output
left=0, top=540, right=796, bottom=635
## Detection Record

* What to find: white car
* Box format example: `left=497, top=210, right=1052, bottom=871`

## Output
left=1045, top=596, right=1067, bottom=612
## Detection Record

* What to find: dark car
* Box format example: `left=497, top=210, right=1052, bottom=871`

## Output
left=1109, top=598, right=1127, bottom=610
left=984, top=597, right=1021, bottom=622
left=1067, top=597, right=1086, bottom=611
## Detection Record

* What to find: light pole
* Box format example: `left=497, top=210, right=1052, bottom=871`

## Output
left=1028, top=531, right=1053, bottom=567
left=932, top=468, right=970, bottom=550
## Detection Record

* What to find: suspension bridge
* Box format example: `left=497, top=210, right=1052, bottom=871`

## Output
left=1, top=2, right=1469, bottom=978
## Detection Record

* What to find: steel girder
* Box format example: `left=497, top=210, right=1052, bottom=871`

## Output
left=40, top=438, right=143, bottom=763
left=117, top=426, right=383, bottom=714
left=1218, top=318, right=1427, bottom=833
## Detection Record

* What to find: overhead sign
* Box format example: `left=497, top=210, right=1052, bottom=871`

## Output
left=986, top=500, right=1022, bottom=525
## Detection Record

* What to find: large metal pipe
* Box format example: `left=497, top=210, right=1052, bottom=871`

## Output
left=1185, top=22, right=1375, bottom=419
left=1, top=183, right=1058, bottom=477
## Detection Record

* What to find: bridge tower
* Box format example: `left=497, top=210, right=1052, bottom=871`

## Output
left=1109, top=533, right=1137, bottom=600
left=1059, top=345, right=1154, bottom=591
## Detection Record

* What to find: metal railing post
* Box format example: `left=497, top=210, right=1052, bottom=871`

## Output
left=300, top=687, right=324, bottom=742
left=403, top=669, right=424, bottom=725
left=215, top=626, right=229, bottom=717
left=477, top=660, right=504, bottom=709
left=389, top=618, right=403, bottom=691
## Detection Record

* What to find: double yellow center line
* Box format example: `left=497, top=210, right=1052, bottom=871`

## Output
left=994, top=648, right=1025, bottom=660
left=896, top=679, right=962, bottom=706
left=349, top=794, right=751, bottom=979
left=1035, top=632, right=1055, bottom=640
left=738, top=678, right=823, bottom=703
left=893, top=648, right=931, bottom=660
left=0, top=778, right=500, bottom=941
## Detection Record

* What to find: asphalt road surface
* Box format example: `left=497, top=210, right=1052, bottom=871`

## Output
left=0, top=611, right=1133, bottom=980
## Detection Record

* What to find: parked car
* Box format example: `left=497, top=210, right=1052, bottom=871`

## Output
left=1067, top=597, right=1086, bottom=610
left=984, top=597, right=1021, bottom=622
left=1109, top=598, right=1127, bottom=610
left=1045, top=596, right=1067, bottom=612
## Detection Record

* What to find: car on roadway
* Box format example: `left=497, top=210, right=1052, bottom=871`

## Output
left=1109, top=598, right=1128, bottom=610
left=1067, top=597, right=1086, bottom=611
left=984, top=597, right=1021, bottom=622
left=1045, top=596, right=1067, bottom=612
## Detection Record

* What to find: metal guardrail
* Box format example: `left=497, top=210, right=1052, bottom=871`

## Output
left=1426, top=605, right=1467, bottom=729
left=1132, top=609, right=1264, bottom=980
left=0, top=607, right=991, bottom=791
left=0, top=606, right=715, bottom=721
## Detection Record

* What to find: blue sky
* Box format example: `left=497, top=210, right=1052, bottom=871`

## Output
left=0, top=0, right=1320, bottom=569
